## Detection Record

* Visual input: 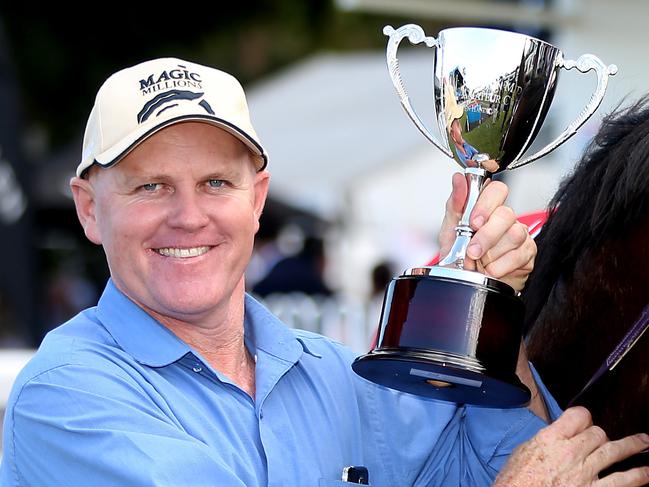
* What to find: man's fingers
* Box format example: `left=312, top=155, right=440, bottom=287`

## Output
left=587, top=434, right=649, bottom=477
left=571, top=425, right=609, bottom=458
left=466, top=205, right=517, bottom=260
left=595, top=465, right=649, bottom=487
left=480, top=222, right=530, bottom=264
left=438, top=177, right=535, bottom=291
left=468, top=179, right=508, bottom=230
left=482, top=246, right=535, bottom=280
left=542, top=407, right=594, bottom=441
left=443, top=172, right=469, bottom=220
left=438, top=173, right=468, bottom=258
left=477, top=221, right=531, bottom=267
left=480, top=230, right=536, bottom=287
left=488, top=257, right=534, bottom=291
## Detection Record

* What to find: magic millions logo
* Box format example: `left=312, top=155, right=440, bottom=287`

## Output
left=139, top=64, right=202, bottom=94
left=137, top=64, right=215, bottom=123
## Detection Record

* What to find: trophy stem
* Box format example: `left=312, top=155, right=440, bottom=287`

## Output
left=438, top=167, right=487, bottom=269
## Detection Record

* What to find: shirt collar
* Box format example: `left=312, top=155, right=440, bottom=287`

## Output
left=243, top=294, right=322, bottom=409
left=96, top=280, right=191, bottom=367
left=243, top=293, right=321, bottom=361
left=96, top=280, right=318, bottom=368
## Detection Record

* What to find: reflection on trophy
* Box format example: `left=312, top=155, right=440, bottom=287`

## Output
left=352, top=24, right=617, bottom=406
left=444, top=82, right=499, bottom=173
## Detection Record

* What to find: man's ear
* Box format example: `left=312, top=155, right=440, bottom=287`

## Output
left=70, top=176, right=102, bottom=245
left=252, top=170, right=271, bottom=232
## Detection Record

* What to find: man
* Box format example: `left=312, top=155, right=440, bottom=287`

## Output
left=444, top=82, right=499, bottom=173
left=1, top=58, right=647, bottom=486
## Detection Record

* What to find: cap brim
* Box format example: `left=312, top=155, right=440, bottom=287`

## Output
left=92, top=114, right=267, bottom=174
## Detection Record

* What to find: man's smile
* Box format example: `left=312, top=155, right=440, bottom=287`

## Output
left=153, top=246, right=212, bottom=258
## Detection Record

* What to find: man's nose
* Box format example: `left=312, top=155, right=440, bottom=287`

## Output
left=167, top=190, right=210, bottom=231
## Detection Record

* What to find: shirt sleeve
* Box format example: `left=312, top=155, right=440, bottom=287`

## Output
left=418, top=362, right=562, bottom=485
left=455, top=146, right=470, bottom=164
left=454, top=143, right=480, bottom=165
left=3, top=364, right=249, bottom=487
left=353, top=363, right=562, bottom=487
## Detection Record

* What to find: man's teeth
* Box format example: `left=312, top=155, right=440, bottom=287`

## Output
left=155, top=246, right=211, bottom=258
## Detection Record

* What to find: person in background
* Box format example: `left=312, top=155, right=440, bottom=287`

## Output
left=252, top=235, right=332, bottom=297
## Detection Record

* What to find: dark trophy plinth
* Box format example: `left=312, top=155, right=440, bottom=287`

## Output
left=353, top=268, right=528, bottom=406
left=353, top=24, right=617, bottom=406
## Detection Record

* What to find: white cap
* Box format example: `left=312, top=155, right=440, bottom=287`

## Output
left=77, top=57, right=267, bottom=177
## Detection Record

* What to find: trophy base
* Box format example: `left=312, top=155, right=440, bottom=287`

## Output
left=352, top=348, right=530, bottom=407
left=352, top=267, right=531, bottom=407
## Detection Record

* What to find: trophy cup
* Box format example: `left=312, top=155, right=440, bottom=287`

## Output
left=352, top=25, right=617, bottom=407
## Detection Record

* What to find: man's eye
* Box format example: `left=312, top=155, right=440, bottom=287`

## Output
left=207, top=179, right=225, bottom=188
left=141, top=183, right=161, bottom=192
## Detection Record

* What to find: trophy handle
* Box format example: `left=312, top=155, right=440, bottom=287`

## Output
left=384, top=24, right=454, bottom=158
left=510, top=54, right=618, bottom=169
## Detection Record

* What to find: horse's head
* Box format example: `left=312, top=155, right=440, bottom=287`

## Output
left=522, top=97, right=649, bottom=441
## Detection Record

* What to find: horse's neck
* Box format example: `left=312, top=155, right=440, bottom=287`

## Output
left=527, top=222, right=649, bottom=439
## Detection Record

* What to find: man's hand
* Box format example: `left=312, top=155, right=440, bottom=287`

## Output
left=494, top=407, right=649, bottom=487
left=439, top=173, right=535, bottom=291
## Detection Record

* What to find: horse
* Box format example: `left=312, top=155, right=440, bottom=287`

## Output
left=522, top=98, right=649, bottom=464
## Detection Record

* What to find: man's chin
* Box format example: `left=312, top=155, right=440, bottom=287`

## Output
left=134, top=288, right=228, bottom=322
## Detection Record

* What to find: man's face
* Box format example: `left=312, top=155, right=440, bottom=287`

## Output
left=73, top=122, right=269, bottom=323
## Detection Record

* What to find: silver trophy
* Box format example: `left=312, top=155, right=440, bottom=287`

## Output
left=352, top=25, right=617, bottom=406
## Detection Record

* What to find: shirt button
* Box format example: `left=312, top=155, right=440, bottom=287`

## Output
left=192, top=364, right=203, bottom=373
left=259, top=410, right=264, bottom=419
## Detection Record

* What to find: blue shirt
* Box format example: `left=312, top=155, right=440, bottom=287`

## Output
left=1, top=280, right=560, bottom=486
left=455, top=142, right=479, bottom=165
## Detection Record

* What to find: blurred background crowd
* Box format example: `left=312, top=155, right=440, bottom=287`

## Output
left=1, top=2, right=648, bottom=442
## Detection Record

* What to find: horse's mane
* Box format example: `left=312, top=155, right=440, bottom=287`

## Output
left=523, top=97, right=649, bottom=333
left=521, top=97, right=649, bottom=449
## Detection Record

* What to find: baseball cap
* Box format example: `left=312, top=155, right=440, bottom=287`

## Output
left=77, top=57, right=267, bottom=177
left=443, top=81, right=464, bottom=131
